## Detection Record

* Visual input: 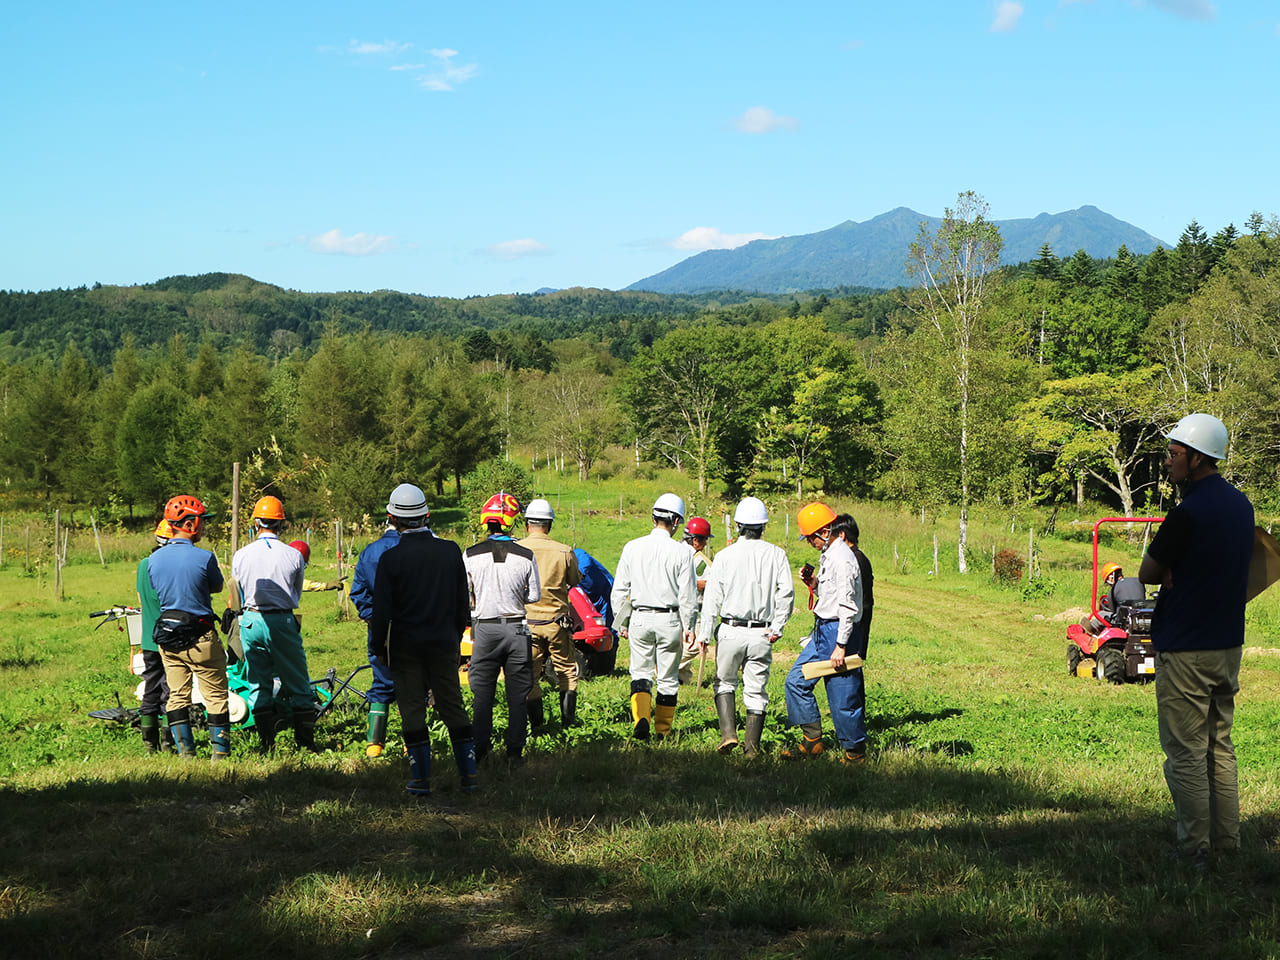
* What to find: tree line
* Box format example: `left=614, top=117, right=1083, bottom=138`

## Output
left=3, top=199, right=1277, bottom=530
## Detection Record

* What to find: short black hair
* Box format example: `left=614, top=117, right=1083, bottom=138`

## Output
left=832, top=513, right=859, bottom=547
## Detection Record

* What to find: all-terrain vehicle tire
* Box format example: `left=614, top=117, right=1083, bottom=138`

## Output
left=576, top=643, right=618, bottom=680
left=1095, top=646, right=1126, bottom=684
left=1067, top=643, right=1082, bottom=678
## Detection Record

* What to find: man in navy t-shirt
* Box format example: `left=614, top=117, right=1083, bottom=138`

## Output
left=1140, top=413, right=1253, bottom=865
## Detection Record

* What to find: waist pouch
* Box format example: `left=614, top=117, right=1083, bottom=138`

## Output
left=154, top=610, right=216, bottom=652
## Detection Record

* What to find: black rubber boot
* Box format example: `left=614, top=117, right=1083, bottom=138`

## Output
left=253, top=708, right=277, bottom=753
left=715, top=693, right=739, bottom=754
left=294, top=708, right=319, bottom=753
left=528, top=698, right=545, bottom=730
left=743, top=711, right=765, bottom=758
left=560, top=689, right=578, bottom=726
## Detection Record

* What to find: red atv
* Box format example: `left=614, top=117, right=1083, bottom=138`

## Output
left=569, top=584, right=616, bottom=678
left=1066, top=516, right=1162, bottom=684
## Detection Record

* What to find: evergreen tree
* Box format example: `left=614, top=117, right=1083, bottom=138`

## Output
left=1031, top=243, right=1061, bottom=281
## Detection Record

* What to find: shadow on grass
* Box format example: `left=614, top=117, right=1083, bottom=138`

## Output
left=2, top=744, right=1279, bottom=959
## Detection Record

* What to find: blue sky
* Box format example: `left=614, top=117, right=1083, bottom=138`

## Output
left=2, top=1, right=1276, bottom=298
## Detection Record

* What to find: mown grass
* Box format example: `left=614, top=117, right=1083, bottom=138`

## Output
left=4, top=476, right=1280, bottom=958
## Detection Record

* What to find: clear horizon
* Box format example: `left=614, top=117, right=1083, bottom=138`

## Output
left=3, top=1, right=1274, bottom=298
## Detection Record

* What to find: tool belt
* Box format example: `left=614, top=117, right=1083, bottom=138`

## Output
left=527, top=613, right=572, bottom=628
left=154, top=610, right=216, bottom=652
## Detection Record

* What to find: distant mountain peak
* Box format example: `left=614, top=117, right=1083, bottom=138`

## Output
left=627, top=206, right=1168, bottom=294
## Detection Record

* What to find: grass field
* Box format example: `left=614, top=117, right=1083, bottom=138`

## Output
left=4, top=474, right=1280, bottom=959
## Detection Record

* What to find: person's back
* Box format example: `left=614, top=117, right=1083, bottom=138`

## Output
left=1151, top=472, right=1253, bottom=651
left=373, top=530, right=470, bottom=652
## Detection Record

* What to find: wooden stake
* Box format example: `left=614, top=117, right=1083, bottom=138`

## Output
left=54, top=509, right=61, bottom=599
left=92, top=514, right=105, bottom=567
left=231, top=462, right=241, bottom=554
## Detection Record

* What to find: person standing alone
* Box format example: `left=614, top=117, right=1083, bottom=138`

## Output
left=1139, top=413, right=1253, bottom=866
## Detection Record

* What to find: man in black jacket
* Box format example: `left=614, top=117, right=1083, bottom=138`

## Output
left=370, top=483, right=476, bottom=796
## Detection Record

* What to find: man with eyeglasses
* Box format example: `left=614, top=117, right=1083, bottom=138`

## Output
left=1139, top=413, right=1253, bottom=869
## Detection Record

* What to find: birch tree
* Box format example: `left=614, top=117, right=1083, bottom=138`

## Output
left=906, top=191, right=1003, bottom=573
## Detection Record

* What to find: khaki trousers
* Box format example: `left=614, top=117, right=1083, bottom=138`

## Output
left=528, top=621, right=578, bottom=695
left=162, top=630, right=229, bottom=716
left=1155, top=646, right=1242, bottom=856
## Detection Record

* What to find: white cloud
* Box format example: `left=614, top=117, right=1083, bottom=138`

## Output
left=732, top=106, right=799, bottom=135
left=349, top=39, right=412, bottom=55
left=308, top=229, right=397, bottom=256
left=486, top=239, right=550, bottom=261
left=390, top=63, right=426, bottom=72
left=670, top=227, right=777, bottom=252
left=990, top=2, right=1025, bottom=32
left=419, top=48, right=478, bottom=91
left=1149, top=0, right=1215, bottom=19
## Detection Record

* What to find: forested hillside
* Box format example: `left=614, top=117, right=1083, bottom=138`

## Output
left=2, top=207, right=1276, bottom=531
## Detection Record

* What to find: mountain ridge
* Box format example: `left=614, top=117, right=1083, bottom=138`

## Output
left=627, top=205, right=1170, bottom=294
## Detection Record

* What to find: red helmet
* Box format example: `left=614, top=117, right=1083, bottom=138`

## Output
left=480, top=492, right=521, bottom=531
left=163, top=495, right=209, bottom=525
left=288, top=539, right=311, bottom=564
left=684, top=517, right=712, bottom=538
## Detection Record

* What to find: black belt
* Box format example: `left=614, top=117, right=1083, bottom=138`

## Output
left=476, top=616, right=524, bottom=624
left=724, top=618, right=767, bottom=628
left=634, top=605, right=678, bottom=612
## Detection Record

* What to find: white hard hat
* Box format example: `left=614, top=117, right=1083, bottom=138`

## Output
left=526, top=498, right=555, bottom=522
left=734, top=496, right=769, bottom=526
left=653, top=492, right=685, bottom=520
left=386, top=482, right=430, bottom=519
left=1167, top=413, right=1228, bottom=461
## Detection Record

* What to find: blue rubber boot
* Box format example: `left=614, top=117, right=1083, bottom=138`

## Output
left=452, top=736, right=478, bottom=793
left=405, top=731, right=431, bottom=797
left=207, top=711, right=231, bottom=762
left=168, top=708, right=197, bottom=759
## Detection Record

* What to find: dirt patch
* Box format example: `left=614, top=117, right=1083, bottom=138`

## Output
left=1036, top=607, right=1088, bottom=623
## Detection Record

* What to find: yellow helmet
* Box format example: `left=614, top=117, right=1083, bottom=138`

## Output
left=1100, top=561, right=1123, bottom=584
left=797, top=502, right=837, bottom=537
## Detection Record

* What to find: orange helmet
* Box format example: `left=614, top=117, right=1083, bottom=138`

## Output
left=251, top=495, right=286, bottom=522
left=1100, top=561, right=1123, bottom=584
left=153, top=519, right=176, bottom=543
left=480, top=491, right=521, bottom=531
left=163, top=495, right=209, bottom=525
left=797, top=502, right=837, bottom=538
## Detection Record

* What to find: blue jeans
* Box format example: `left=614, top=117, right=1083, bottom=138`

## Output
left=784, top=617, right=866, bottom=750
left=365, top=628, right=396, bottom=704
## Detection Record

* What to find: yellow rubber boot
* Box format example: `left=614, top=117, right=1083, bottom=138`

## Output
left=630, top=691, right=652, bottom=740
left=654, top=702, right=676, bottom=739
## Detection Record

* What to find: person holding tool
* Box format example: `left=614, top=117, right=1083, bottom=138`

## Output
left=783, top=501, right=866, bottom=763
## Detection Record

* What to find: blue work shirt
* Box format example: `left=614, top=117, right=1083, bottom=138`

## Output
left=349, top=527, right=401, bottom=622
left=147, top=538, right=224, bottom=617
left=574, top=548, right=616, bottom=630
left=1148, top=472, right=1253, bottom=652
